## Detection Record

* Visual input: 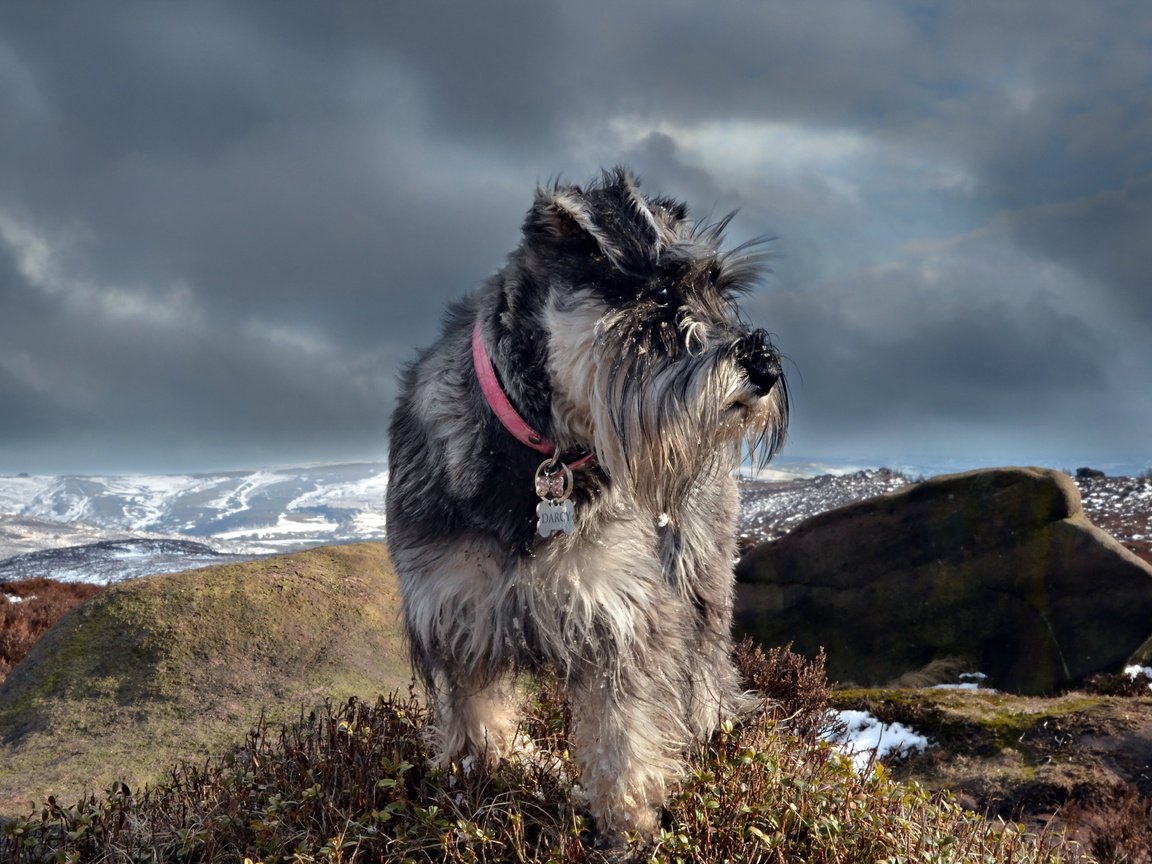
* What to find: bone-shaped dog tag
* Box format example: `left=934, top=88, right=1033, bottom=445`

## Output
left=536, top=498, right=575, bottom=537
left=534, top=451, right=577, bottom=539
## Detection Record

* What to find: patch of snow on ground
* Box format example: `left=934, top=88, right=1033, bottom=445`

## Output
left=739, top=460, right=880, bottom=481
left=204, top=471, right=284, bottom=521
left=352, top=511, right=387, bottom=534
left=216, top=513, right=339, bottom=537
left=288, top=469, right=389, bottom=509
left=824, top=710, right=931, bottom=773
left=932, top=671, right=992, bottom=691
left=213, top=513, right=342, bottom=553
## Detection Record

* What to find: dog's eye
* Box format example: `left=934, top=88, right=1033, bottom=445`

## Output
left=651, top=281, right=679, bottom=306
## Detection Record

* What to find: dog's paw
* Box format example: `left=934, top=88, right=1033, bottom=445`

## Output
left=592, top=830, right=632, bottom=860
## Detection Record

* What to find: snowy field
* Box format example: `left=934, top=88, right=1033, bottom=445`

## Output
left=0, top=463, right=390, bottom=560
left=823, top=710, right=932, bottom=773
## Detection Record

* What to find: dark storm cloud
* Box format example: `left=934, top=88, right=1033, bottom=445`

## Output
left=0, top=0, right=1149, bottom=472
left=1003, top=176, right=1152, bottom=321
left=0, top=225, right=395, bottom=471
left=0, top=2, right=531, bottom=343
left=772, top=263, right=1106, bottom=425
left=766, top=217, right=1152, bottom=466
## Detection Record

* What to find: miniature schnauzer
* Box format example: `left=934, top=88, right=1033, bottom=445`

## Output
left=386, top=168, right=788, bottom=841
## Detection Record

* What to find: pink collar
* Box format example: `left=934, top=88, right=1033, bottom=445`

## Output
left=471, top=321, right=594, bottom=469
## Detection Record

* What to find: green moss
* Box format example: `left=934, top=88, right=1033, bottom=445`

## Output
left=832, top=688, right=1109, bottom=759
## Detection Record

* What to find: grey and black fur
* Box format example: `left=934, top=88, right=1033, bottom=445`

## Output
left=386, top=168, right=788, bottom=840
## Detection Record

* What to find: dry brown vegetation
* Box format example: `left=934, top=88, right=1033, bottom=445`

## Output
left=0, top=642, right=1090, bottom=863
left=0, top=578, right=102, bottom=681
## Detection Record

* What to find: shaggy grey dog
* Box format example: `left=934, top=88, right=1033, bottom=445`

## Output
left=386, top=168, right=788, bottom=840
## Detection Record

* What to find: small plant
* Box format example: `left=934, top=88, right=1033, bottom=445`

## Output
left=1061, top=785, right=1152, bottom=864
left=734, top=638, right=834, bottom=739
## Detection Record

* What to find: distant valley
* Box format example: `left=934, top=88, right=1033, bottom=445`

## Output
left=2, top=461, right=1149, bottom=585
left=0, top=463, right=389, bottom=583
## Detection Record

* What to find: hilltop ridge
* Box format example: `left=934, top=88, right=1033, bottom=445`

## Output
left=0, top=542, right=409, bottom=813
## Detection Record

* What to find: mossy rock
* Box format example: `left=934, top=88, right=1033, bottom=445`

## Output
left=735, top=467, right=1152, bottom=694
left=0, top=542, right=411, bottom=814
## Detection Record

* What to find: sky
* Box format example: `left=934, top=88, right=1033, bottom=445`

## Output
left=0, top=1, right=1150, bottom=476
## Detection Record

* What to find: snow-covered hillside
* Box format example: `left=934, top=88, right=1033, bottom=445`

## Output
left=0, top=463, right=389, bottom=559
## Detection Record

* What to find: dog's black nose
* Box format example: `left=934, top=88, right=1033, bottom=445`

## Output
left=737, top=328, right=782, bottom=396
left=746, top=354, right=781, bottom=396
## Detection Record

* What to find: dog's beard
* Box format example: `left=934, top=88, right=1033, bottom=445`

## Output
left=549, top=300, right=787, bottom=514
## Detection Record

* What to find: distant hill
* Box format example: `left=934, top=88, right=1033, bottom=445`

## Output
left=0, top=537, right=247, bottom=585
left=0, top=463, right=390, bottom=559
left=0, top=542, right=411, bottom=814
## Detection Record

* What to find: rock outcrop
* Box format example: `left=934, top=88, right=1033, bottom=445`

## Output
left=735, top=467, right=1152, bottom=694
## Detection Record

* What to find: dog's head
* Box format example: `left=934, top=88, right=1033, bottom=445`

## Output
left=510, top=167, right=788, bottom=508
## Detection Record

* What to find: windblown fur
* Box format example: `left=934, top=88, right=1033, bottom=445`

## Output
left=386, top=167, right=788, bottom=840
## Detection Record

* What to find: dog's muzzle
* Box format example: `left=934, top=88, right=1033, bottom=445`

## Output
left=735, top=328, right=783, bottom=396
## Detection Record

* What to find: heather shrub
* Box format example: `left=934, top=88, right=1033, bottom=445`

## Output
left=0, top=578, right=102, bottom=680
left=0, top=645, right=1086, bottom=863
left=1084, top=667, right=1152, bottom=697
left=1062, top=785, right=1152, bottom=864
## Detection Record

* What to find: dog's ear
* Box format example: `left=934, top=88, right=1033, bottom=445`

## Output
left=524, top=186, right=624, bottom=266
left=648, top=194, right=689, bottom=225
left=528, top=187, right=591, bottom=239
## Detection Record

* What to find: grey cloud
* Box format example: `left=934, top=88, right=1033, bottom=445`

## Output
left=905, top=3, right=1152, bottom=209
left=762, top=226, right=1132, bottom=464
left=0, top=359, right=87, bottom=443
left=0, top=229, right=395, bottom=471
left=774, top=297, right=1100, bottom=423
left=1001, top=175, right=1152, bottom=321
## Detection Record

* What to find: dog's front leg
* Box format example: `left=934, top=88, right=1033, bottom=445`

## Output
left=428, top=670, right=519, bottom=769
left=569, top=663, right=684, bottom=841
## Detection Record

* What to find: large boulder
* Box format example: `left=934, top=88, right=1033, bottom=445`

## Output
left=735, top=467, right=1152, bottom=695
